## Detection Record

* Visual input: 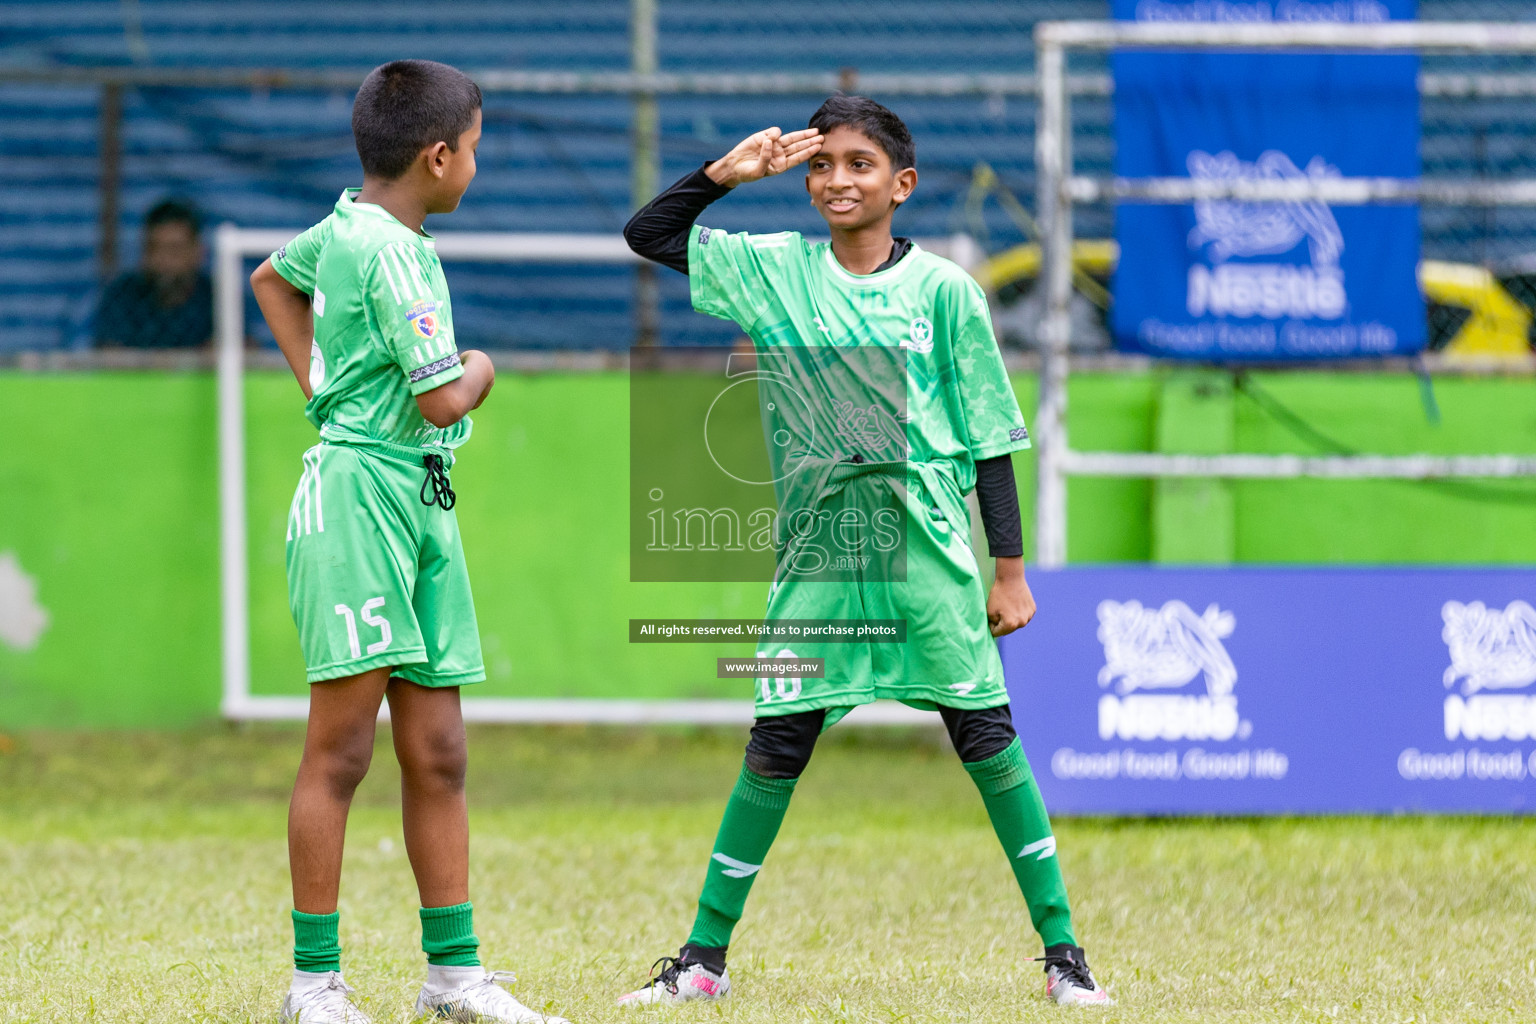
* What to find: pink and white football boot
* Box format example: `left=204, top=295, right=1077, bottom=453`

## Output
left=1041, top=944, right=1113, bottom=1007
left=617, top=946, right=730, bottom=1006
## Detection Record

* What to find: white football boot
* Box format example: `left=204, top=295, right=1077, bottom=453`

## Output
left=414, top=965, right=570, bottom=1023
left=279, top=971, right=374, bottom=1024
left=1041, top=944, right=1113, bottom=1007
left=616, top=949, right=730, bottom=1006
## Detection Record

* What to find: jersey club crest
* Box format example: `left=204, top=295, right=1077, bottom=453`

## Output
left=406, top=299, right=439, bottom=339
left=905, top=316, right=934, bottom=354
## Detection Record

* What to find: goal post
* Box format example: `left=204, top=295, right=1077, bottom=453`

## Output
left=214, top=225, right=949, bottom=725
left=1033, top=20, right=1536, bottom=569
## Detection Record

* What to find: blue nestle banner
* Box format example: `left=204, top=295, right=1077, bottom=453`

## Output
left=1110, top=0, right=1424, bottom=360
left=1002, top=568, right=1536, bottom=814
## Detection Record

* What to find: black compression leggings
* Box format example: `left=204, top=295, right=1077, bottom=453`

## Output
left=742, top=704, right=1019, bottom=779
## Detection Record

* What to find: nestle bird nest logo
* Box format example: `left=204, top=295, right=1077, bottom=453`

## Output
left=1441, top=600, right=1536, bottom=741
left=1184, top=149, right=1347, bottom=322
left=1094, top=599, right=1248, bottom=742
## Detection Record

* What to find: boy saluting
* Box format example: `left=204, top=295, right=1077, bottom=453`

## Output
left=619, top=96, right=1111, bottom=1009
left=250, top=60, right=570, bottom=1024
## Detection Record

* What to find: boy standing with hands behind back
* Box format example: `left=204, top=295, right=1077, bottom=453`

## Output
left=251, top=59, right=569, bottom=1024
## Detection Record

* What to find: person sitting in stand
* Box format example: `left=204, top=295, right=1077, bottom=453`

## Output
left=93, top=198, right=214, bottom=349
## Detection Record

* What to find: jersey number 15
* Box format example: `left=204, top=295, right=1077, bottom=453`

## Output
left=335, top=598, right=392, bottom=659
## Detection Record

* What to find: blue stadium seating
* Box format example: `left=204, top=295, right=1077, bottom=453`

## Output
left=1, top=0, right=1533, bottom=350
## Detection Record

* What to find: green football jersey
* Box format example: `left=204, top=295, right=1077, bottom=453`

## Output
left=270, top=189, right=471, bottom=452
left=688, top=226, right=1029, bottom=495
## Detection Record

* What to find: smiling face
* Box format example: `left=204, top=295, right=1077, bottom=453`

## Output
left=805, top=125, right=917, bottom=233
left=426, top=107, right=482, bottom=214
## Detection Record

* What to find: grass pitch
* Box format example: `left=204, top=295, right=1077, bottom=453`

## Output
left=2, top=725, right=1534, bottom=1024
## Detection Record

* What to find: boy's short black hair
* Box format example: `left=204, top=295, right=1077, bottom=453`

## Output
left=808, top=95, right=915, bottom=171
left=352, top=59, right=483, bottom=180
left=145, top=198, right=201, bottom=236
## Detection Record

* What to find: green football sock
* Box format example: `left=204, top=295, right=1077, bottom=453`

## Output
left=420, top=901, right=481, bottom=967
left=292, top=909, right=342, bottom=974
left=963, top=738, right=1077, bottom=948
left=686, top=765, right=799, bottom=950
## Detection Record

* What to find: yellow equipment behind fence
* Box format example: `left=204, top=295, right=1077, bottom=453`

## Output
left=976, top=241, right=1535, bottom=360
left=1418, top=261, right=1533, bottom=359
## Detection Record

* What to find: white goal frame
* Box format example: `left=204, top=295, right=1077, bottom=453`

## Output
left=1033, top=20, right=1536, bottom=568
left=215, top=225, right=938, bottom=724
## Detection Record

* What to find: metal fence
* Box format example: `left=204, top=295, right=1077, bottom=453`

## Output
left=1031, top=20, right=1536, bottom=569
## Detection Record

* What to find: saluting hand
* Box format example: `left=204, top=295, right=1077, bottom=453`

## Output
left=705, top=127, right=824, bottom=188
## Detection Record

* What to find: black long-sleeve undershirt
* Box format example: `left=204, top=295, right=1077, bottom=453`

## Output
left=623, top=165, right=733, bottom=274
left=974, top=454, right=1023, bottom=559
left=624, top=165, right=1024, bottom=561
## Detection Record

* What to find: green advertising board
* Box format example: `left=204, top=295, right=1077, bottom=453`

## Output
left=0, top=369, right=1532, bottom=728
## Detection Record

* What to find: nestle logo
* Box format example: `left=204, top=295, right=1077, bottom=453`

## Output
left=1444, top=695, right=1536, bottom=741
left=1100, top=693, right=1241, bottom=742
left=1436, top=600, right=1536, bottom=741
left=1095, top=599, right=1249, bottom=742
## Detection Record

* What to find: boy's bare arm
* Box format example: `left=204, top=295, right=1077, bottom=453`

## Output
left=415, top=350, right=495, bottom=429
left=251, top=258, right=315, bottom=400
left=705, top=127, right=823, bottom=187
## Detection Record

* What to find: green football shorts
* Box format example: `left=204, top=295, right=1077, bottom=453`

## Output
left=285, top=440, right=486, bottom=686
left=751, top=458, right=1007, bottom=723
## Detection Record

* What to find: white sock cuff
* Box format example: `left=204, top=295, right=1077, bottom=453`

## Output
left=426, top=963, right=485, bottom=989
left=290, top=968, right=339, bottom=991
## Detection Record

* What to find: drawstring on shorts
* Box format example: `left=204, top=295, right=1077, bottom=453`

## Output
left=421, top=453, right=456, bottom=510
